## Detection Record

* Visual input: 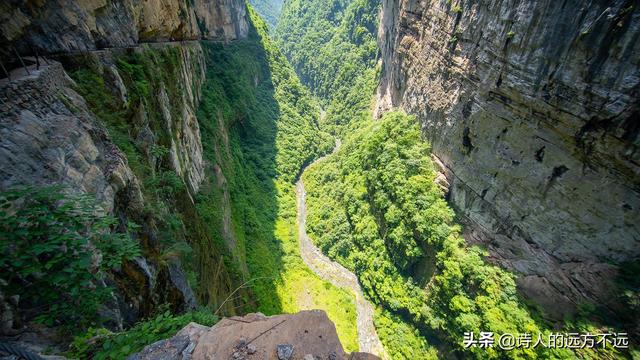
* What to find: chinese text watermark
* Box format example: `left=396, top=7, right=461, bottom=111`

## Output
left=463, top=332, right=629, bottom=350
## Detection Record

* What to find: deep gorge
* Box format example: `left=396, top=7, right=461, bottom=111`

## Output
left=0, top=0, right=638, bottom=359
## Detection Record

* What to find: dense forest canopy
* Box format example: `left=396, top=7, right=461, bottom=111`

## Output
left=274, top=0, right=380, bottom=135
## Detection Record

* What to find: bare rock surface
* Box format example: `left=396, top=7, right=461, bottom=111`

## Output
left=0, top=61, right=139, bottom=218
left=127, top=322, right=209, bottom=360
left=130, top=311, right=380, bottom=360
left=0, top=43, right=214, bottom=338
left=376, top=0, right=640, bottom=320
left=1, top=0, right=248, bottom=57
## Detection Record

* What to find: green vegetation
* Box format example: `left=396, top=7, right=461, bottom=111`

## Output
left=69, top=308, right=218, bottom=359
left=192, top=6, right=358, bottom=351
left=275, top=0, right=380, bottom=135
left=375, top=309, right=437, bottom=359
left=304, top=112, right=516, bottom=358
left=70, top=45, right=236, bottom=311
left=249, top=0, right=284, bottom=29
left=0, top=186, right=139, bottom=331
left=303, top=111, right=628, bottom=359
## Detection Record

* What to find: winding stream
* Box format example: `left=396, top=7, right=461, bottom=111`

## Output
left=296, top=141, right=388, bottom=358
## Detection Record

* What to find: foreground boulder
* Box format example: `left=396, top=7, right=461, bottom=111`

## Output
left=129, top=310, right=379, bottom=360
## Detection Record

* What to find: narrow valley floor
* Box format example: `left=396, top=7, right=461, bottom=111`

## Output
left=296, top=141, right=388, bottom=358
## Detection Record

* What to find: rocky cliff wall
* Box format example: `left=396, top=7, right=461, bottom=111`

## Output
left=0, top=0, right=248, bottom=58
left=0, top=61, right=137, bottom=215
left=0, top=41, right=239, bottom=337
left=0, top=0, right=251, bottom=352
left=376, top=0, right=640, bottom=320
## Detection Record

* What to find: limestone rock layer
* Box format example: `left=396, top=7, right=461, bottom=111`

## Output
left=0, top=0, right=248, bottom=57
left=376, top=0, right=640, bottom=319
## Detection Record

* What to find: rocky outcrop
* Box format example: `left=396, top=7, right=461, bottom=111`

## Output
left=0, top=0, right=248, bottom=58
left=0, top=40, right=239, bottom=340
left=0, top=61, right=140, bottom=215
left=127, top=322, right=210, bottom=360
left=0, top=0, right=251, bottom=354
left=0, top=57, right=167, bottom=328
left=130, top=311, right=379, bottom=360
left=122, top=42, right=208, bottom=195
left=194, top=0, right=249, bottom=40
left=376, top=0, right=640, bottom=320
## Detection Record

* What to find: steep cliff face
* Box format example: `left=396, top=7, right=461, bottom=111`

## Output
left=0, top=1, right=251, bottom=342
left=377, top=0, right=640, bottom=320
left=0, top=0, right=248, bottom=57
left=0, top=62, right=139, bottom=216
left=0, top=42, right=240, bottom=333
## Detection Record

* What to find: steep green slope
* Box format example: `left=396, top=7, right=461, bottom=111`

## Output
left=275, top=0, right=380, bottom=135
left=249, top=0, right=284, bottom=29
left=64, top=5, right=359, bottom=357
left=194, top=7, right=359, bottom=351
left=55, top=43, right=243, bottom=359
left=69, top=45, right=238, bottom=316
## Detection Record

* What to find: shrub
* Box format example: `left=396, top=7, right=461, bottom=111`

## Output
left=0, top=186, right=140, bottom=331
left=69, top=308, right=218, bottom=359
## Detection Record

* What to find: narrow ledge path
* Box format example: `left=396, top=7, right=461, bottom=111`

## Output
left=295, top=141, right=388, bottom=358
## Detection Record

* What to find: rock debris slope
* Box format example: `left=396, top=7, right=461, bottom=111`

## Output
left=376, top=0, right=640, bottom=320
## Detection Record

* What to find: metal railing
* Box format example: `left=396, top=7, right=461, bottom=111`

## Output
left=1, top=46, right=51, bottom=81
